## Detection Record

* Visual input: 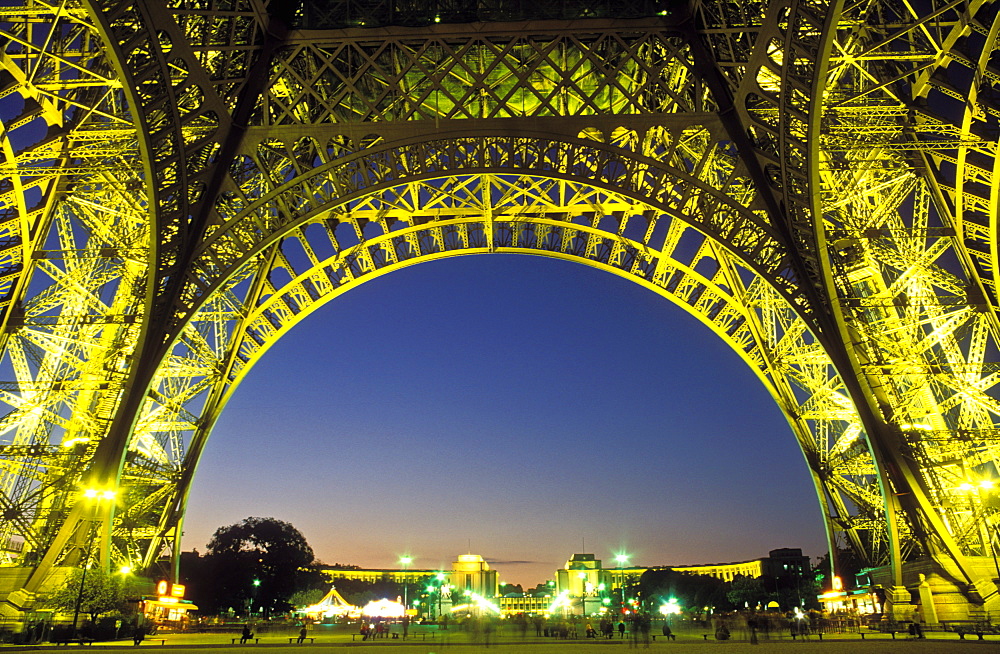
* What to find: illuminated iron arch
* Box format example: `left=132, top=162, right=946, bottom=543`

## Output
left=158, top=153, right=891, bottom=589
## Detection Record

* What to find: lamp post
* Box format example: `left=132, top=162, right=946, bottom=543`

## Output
left=435, top=573, right=446, bottom=621
left=615, top=554, right=629, bottom=614
left=399, top=556, right=412, bottom=610
left=72, top=488, right=116, bottom=636
left=248, top=578, right=260, bottom=618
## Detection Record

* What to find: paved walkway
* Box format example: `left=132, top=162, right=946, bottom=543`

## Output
left=2, top=629, right=997, bottom=653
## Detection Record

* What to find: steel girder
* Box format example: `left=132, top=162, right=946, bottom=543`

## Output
left=0, top=0, right=998, bottom=614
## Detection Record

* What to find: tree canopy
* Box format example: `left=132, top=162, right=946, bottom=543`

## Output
left=201, top=516, right=316, bottom=616
left=45, top=568, right=129, bottom=623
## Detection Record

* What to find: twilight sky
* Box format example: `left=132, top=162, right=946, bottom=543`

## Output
left=182, top=254, right=828, bottom=588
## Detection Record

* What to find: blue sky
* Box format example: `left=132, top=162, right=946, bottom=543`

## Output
left=182, top=254, right=828, bottom=587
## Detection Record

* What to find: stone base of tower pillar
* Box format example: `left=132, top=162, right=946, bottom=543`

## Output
left=869, top=556, right=1000, bottom=623
left=0, top=567, right=36, bottom=621
left=880, top=585, right=914, bottom=623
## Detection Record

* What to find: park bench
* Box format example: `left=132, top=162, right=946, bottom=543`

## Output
left=53, top=637, right=95, bottom=646
left=861, top=621, right=910, bottom=640
left=286, top=637, right=314, bottom=644
left=943, top=620, right=1000, bottom=640
left=230, top=637, right=260, bottom=644
left=137, top=638, right=167, bottom=646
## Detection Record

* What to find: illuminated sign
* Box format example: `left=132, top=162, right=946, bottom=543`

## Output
left=171, top=584, right=185, bottom=598
left=156, top=580, right=169, bottom=595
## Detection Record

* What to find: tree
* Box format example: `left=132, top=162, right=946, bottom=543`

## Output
left=637, top=568, right=736, bottom=613
left=45, top=568, right=128, bottom=623
left=726, top=575, right=766, bottom=609
left=288, top=588, right=325, bottom=608
left=203, top=517, right=315, bottom=616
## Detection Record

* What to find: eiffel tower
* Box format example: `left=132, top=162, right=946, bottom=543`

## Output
left=1, top=0, right=1000, bottom=623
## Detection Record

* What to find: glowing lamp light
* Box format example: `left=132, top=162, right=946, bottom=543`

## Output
left=63, top=437, right=89, bottom=448
left=119, top=565, right=132, bottom=575
left=83, top=488, right=115, bottom=500
left=832, top=576, right=843, bottom=591
left=659, top=598, right=681, bottom=616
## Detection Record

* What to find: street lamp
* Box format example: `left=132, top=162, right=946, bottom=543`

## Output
left=248, top=578, right=260, bottom=617
left=72, top=488, right=116, bottom=636
left=614, top=553, right=630, bottom=612
left=435, top=573, right=446, bottom=620
left=399, top=556, right=413, bottom=609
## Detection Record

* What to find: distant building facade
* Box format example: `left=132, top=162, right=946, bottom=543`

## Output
left=317, top=548, right=809, bottom=616
left=554, top=548, right=811, bottom=594
left=319, top=553, right=498, bottom=598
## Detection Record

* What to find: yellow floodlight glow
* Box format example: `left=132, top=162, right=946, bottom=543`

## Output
left=547, top=591, right=572, bottom=613
left=119, top=565, right=132, bottom=575
left=468, top=592, right=501, bottom=614
left=63, top=437, right=89, bottom=448
left=659, top=598, right=681, bottom=615
left=82, top=488, right=116, bottom=500
left=958, top=482, right=976, bottom=492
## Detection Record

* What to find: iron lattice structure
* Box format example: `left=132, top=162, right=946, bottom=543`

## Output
left=1, top=0, right=1000, bottom=614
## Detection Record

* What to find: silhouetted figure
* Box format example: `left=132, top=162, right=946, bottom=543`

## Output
left=297, top=627, right=306, bottom=644
left=133, top=625, right=145, bottom=646
left=240, top=626, right=253, bottom=644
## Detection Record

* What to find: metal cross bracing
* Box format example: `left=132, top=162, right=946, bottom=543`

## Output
left=0, top=0, right=998, bottom=618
